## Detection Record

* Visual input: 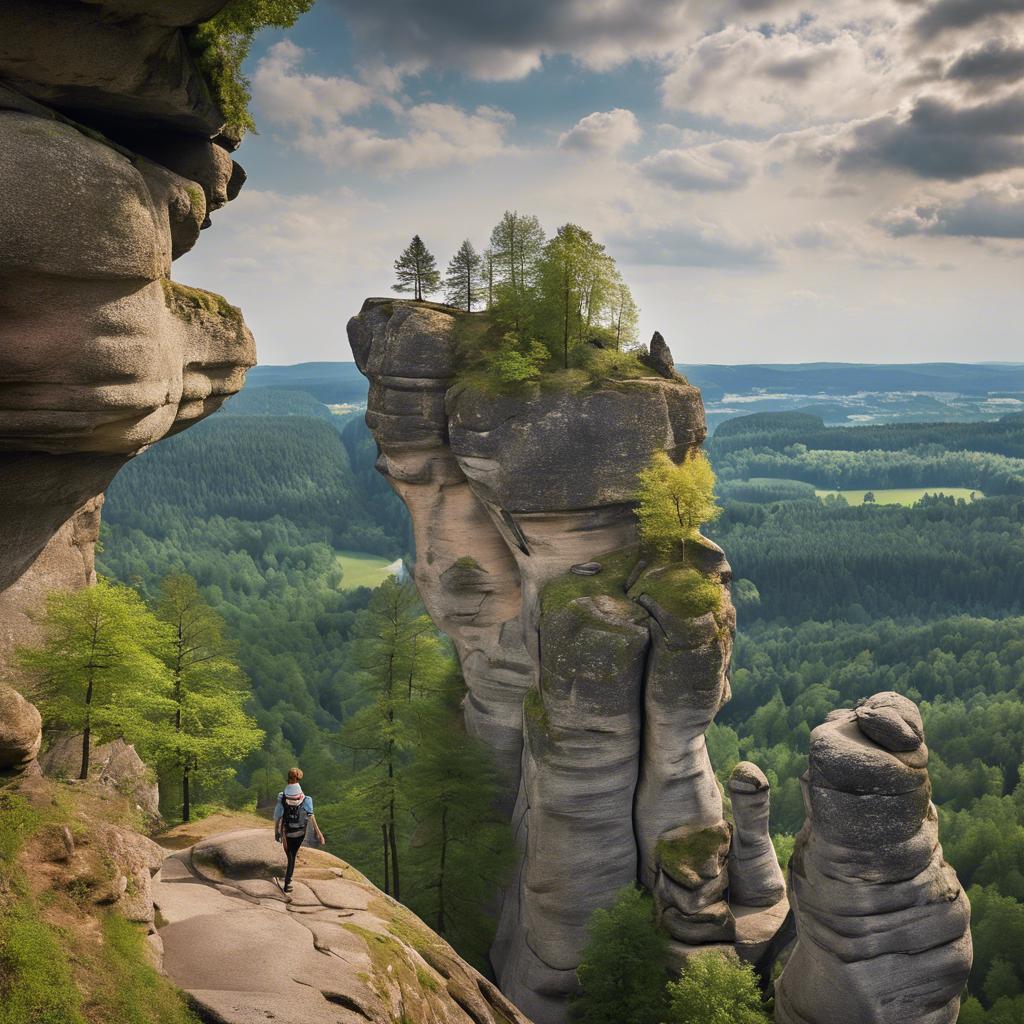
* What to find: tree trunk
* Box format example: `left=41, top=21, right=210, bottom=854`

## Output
left=80, top=674, right=94, bottom=780
left=436, top=804, right=448, bottom=935
left=382, top=823, right=391, bottom=895
left=388, top=813, right=400, bottom=902
left=182, top=763, right=191, bottom=823
left=563, top=273, right=570, bottom=370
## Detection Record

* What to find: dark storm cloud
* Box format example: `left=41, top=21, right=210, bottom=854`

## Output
left=913, top=0, right=1024, bottom=40
left=883, top=188, right=1024, bottom=237
left=839, top=91, right=1024, bottom=180
left=610, top=224, right=774, bottom=268
left=946, top=42, right=1024, bottom=87
left=328, top=0, right=796, bottom=75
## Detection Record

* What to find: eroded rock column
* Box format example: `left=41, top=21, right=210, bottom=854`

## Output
left=775, top=692, right=972, bottom=1024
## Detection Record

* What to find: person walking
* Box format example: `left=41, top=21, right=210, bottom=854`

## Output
left=273, top=767, right=325, bottom=894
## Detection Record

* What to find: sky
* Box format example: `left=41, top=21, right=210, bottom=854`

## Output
left=177, top=0, right=1024, bottom=366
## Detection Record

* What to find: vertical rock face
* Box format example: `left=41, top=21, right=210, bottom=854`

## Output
left=776, top=692, right=972, bottom=1024
left=0, top=1, right=255, bottom=761
left=350, top=299, right=740, bottom=1021
left=728, top=762, right=786, bottom=908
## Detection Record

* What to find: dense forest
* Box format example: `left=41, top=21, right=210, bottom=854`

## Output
left=98, top=390, right=1024, bottom=1017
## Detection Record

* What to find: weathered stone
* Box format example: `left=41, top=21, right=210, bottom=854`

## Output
left=640, top=330, right=680, bottom=379
left=0, top=682, right=42, bottom=769
left=775, top=692, right=972, bottom=1024
left=727, top=762, right=786, bottom=908
left=41, top=735, right=160, bottom=818
left=155, top=828, right=531, bottom=1024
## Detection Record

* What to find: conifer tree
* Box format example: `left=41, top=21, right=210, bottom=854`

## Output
left=153, top=574, right=263, bottom=822
left=338, top=578, right=448, bottom=900
left=405, top=668, right=514, bottom=966
left=393, top=234, right=441, bottom=300
left=16, top=578, right=174, bottom=779
left=444, top=239, right=483, bottom=311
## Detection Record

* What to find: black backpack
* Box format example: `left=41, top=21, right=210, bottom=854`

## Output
left=280, top=793, right=309, bottom=839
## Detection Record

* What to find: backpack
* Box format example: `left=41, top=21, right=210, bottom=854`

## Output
left=280, top=791, right=309, bottom=839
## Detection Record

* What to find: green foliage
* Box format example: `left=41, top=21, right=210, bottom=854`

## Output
left=716, top=477, right=819, bottom=503
left=444, top=239, right=483, bottom=311
left=636, top=451, right=721, bottom=557
left=664, top=950, right=771, bottom=1024
left=772, top=833, right=795, bottom=871
left=150, top=575, right=264, bottom=822
left=16, top=579, right=175, bottom=778
left=631, top=564, right=722, bottom=622
left=656, top=827, right=725, bottom=875
left=571, top=886, right=670, bottom=1024
left=191, top=0, right=315, bottom=132
left=488, top=333, right=550, bottom=385
left=393, top=235, right=441, bottom=301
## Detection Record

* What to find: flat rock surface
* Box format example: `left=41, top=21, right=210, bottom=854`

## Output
left=154, top=827, right=531, bottom=1024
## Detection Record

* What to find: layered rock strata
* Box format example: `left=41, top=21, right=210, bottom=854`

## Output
left=350, top=300, right=741, bottom=1022
left=154, top=825, right=531, bottom=1024
left=775, top=692, right=972, bottom=1024
left=0, top=1, right=254, bottom=757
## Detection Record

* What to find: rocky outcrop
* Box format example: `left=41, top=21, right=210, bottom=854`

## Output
left=350, top=300, right=744, bottom=1021
left=728, top=762, right=786, bottom=908
left=775, top=692, right=972, bottom=1024
left=0, top=1, right=254, bottom=758
left=41, top=734, right=160, bottom=819
left=0, top=682, right=43, bottom=770
left=154, top=826, right=532, bottom=1024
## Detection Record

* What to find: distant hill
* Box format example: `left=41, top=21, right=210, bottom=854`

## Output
left=246, top=362, right=368, bottom=404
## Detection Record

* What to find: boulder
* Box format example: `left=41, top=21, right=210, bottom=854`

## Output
left=0, top=683, right=43, bottom=769
left=41, top=735, right=160, bottom=818
left=155, top=828, right=531, bottom=1024
left=775, top=692, right=972, bottom=1024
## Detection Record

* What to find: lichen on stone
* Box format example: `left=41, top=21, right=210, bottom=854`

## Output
left=160, top=278, right=242, bottom=324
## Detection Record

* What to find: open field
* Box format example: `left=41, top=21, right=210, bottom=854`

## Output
left=335, top=550, right=402, bottom=590
left=815, top=487, right=984, bottom=507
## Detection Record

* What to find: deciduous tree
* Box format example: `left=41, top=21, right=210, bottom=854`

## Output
left=664, top=950, right=771, bottom=1024
left=636, top=450, right=721, bottom=557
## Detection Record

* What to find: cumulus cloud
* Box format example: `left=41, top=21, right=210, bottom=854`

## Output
left=912, top=0, right=1024, bottom=41
left=838, top=90, right=1024, bottom=180
left=251, top=41, right=514, bottom=171
left=610, top=221, right=774, bottom=268
left=661, top=24, right=899, bottom=128
left=639, top=141, right=757, bottom=191
left=881, top=183, right=1024, bottom=237
left=945, top=41, right=1024, bottom=90
left=558, top=109, right=641, bottom=154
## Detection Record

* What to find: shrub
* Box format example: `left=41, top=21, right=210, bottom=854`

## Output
left=664, top=950, right=771, bottom=1024
left=636, top=451, right=721, bottom=557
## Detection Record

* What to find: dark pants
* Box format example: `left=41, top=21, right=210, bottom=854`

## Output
left=283, top=833, right=304, bottom=888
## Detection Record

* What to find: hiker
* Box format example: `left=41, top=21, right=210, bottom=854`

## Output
left=273, top=767, right=326, bottom=893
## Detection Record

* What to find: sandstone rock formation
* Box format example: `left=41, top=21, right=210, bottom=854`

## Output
left=775, top=692, right=972, bottom=1024
left=0, top=682, right=43, bottom=770
left=154, top=825, right=532, bottom=1024
left=350, top=299, right=747, bottom=1021
left=728, top=762, right=786, bottom=908
left=0, top=1, right=254, bottom=755
left=41, top=734, right=161, bottom=819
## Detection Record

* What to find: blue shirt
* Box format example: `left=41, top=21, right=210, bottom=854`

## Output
left=273, top=793, right=313, bottom=821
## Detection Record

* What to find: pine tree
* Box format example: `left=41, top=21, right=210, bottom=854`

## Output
left=571, top=886, right=670, bottom=1024
left=489, top=211, right=546, bottom=335
left=152, top=574, right=263, bottom=822
left=393, top=235, right=441, bottom=301
left=444, top=239, right=483, bottom=311
left=338, top=578, right=448, bottom=900
left=16, top=578, right=175, bottom=779
left=404, top=668, right=514, bottom=966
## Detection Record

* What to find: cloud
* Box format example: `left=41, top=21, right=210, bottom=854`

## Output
left=912, top=0, right=1024, bottom=41
left=610, top=221, right=774, bottom=268
left=558, top=109, right=641, bottom=154
left=251, top=42, right=514, bottom=171
left=945, top=41, right=1024, bottom=90
left=881, top=183, right=1024, bottom=237
left=323, top=0, right=810, bottom=80
left=660, top=24, right=898, bottom=128
left=838, top=90, right=1024, bottom=180
left=639, top=140, right=757, bottom=191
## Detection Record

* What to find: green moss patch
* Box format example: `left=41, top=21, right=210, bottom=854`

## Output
left=523, top=688, right=550, bottom=734
left=656, top=824, right=731, bottom=888
left=540, top=546, right=641, bottom=616
left=160, top=279, right=243, bottom=325
left=628, top=565, right=723, bottom=624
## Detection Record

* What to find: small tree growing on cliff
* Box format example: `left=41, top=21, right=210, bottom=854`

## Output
left=636, top=451, right=720, bottom=558
left=16, top=578, right=174, bottom=780
left=663, top=950, right=771, bottom=1024
left=152, top=574, right=263, bottom=823
left=393, top=235, right=441, bottom=301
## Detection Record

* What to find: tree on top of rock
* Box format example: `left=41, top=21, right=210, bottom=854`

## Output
left=444, top=239, right=483, bottom=312
left=393, top=235, right=441, bottom=301
left=636, top=451, right=721, bottom=558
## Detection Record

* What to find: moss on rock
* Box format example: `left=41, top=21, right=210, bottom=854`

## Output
left=160, top=278, right=243, bottom=325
